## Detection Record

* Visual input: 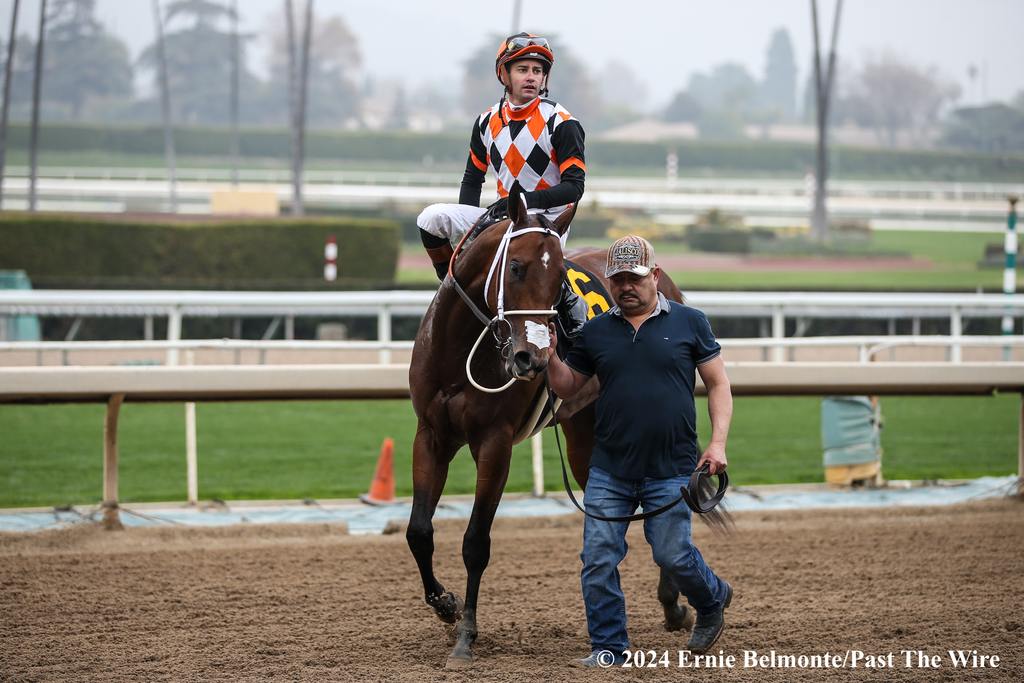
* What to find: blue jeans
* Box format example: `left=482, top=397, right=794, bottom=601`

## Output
left=580, top=465, right=729, bottom=653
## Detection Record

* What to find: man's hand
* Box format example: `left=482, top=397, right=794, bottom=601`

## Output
left=697, top=442, right=728, bottom=476
left=546, top=322, right=558, bottom=358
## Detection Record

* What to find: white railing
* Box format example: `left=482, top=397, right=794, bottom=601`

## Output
left=4, top=165, right=1022, bottom=202
left=4, top=290, right=1024, bottom=362
left=3, top=335, right=1024, bottom=369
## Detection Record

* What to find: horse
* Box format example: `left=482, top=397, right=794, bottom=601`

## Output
left=406, top=182, right=713, bottom=667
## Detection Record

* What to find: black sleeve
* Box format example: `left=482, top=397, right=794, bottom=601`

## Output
left=459, top=116, right=488, bottom=206
left=524, top=118, right=586, bottom=210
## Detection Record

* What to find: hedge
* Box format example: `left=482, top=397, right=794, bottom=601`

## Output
left=0, top=213, right=399, bottom=289
left=6, top=122, right=1024, bottom=181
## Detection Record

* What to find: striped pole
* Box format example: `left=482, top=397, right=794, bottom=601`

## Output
left=324, top=235, right=337, bottom=282
left=1004, top=195, right=1019, bottom=360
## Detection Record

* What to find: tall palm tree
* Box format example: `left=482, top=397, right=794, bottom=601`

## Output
left=285, top=0, right=312, bottom=216
left=809, top=0, right=843, bottom=241
left=0, top=0, right=21, bottom=210
left=28, top=0, right=48, bottom=212
left=151, top=0, right=177, bottom=212
left=229, top=0, right=239, bottom=186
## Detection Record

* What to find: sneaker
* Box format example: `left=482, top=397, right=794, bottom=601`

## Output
left=685, top=581, right=733, bottom=654
left=570, top=649, right=624, bottom=668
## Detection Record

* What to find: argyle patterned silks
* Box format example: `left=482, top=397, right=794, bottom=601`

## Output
left=469, top=98, right=585, bottom=207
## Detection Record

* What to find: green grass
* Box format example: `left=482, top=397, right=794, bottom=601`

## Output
left=398, top=230, right=1003, bottom=290
left=0, top=396, right=1016, bottom=508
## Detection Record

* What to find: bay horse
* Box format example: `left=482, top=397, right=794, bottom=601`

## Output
left=406, top=183, right=707, bottom=667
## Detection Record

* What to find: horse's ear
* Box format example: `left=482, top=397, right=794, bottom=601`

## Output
left=507, top=181, right=527, bottom=226
left=552, top=202, right=576, bottom=236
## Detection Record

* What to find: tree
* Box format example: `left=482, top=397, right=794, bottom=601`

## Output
left=264, top=11, right=361, bottom=126
left=662, top=90, right=702, bottom=123
left=151, top=0, right=177, bottom=211
left=0, top=0, right=21, bottom=209
left=687, top=62, right=759, bottom=117
left=839, top=53, right=960, bottom=147
left=761, top=28, right=797, bottom=121
left=460, top=33, right=502, bottom=117
left=42, top=0, right=133, bottom=119
left=28, top=0, right=46, bottom=212
left=138, top=0, right=258, bottom=124
left=942, top=103, right=1024, bottom=153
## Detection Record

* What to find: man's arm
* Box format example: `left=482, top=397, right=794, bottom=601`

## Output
left=696, top=355, right=733, bottom=475
left=459, top=117, right=488, bottom=206
left=546, top=325, right=589, bottom=397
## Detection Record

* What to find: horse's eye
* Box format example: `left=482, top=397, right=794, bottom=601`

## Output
left=509, top=261, right=522, bottom=278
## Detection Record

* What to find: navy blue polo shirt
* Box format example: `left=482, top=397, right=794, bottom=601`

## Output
left=564, top=292, right=721, bottom=480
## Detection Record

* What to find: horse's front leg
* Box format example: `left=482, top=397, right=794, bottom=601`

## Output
left=406, top=423, right=462, bottom=623
left=446, top=430, right=514, bottom=668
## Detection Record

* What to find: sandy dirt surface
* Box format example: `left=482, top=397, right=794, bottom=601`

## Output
left=2, top=499, right=1022, bottom=682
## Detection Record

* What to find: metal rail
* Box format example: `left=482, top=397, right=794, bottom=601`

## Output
left=4, top=289, right=1024, bottom=363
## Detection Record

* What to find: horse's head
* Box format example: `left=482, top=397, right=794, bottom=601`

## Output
left=485, top=182, right=575, bottom=382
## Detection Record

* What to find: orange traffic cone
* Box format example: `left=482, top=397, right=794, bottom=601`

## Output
left=360, top=437, right=396, bottom=505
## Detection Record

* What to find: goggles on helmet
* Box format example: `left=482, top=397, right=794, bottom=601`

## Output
left=504, top=35, right=550, bottom=54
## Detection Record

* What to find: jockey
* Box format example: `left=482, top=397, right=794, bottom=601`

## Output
left=417, top=32, right=589, bottom=338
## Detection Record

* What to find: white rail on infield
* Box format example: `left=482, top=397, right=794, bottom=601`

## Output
left=1, top=362, right=1023, bottom=528
left=5, top=289, right=1024, bottom=363
left=4, top=335, right=1024, bottom=367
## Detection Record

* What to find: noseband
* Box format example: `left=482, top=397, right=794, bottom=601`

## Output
left=448, top=217, right=560, bottom=393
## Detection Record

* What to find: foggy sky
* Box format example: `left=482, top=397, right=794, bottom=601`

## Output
left=1, top=0, right=1021, bottom=109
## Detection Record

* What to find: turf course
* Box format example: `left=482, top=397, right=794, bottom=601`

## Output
left=399, top=230, right=1006, bottom=290
left=0, top=395, right=1016, bottom=508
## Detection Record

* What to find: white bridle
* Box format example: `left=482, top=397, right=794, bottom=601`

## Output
left=466, top=222, right=558, bottom=393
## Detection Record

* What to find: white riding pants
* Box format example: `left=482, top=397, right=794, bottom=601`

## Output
left=417, top=203, right=570, bottom=248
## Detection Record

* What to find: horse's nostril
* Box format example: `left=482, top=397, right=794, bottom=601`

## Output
left=513, top=351, right=532, bottom=372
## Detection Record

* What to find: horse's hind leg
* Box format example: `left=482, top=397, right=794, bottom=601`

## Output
left=659, top=567, right=695, bottom=632
left=406, top=424, right=461, bottom=623
left=446, top=433, right=513, bottom=668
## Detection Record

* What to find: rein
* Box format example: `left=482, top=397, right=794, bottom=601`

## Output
left=447, top=218, right=560, bottom=394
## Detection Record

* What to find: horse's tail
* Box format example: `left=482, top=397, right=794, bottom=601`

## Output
left=695, top=475, right=735, bottom=535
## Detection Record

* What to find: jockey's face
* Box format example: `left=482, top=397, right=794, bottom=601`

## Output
left=504, top=59, right=545, bottom=105
left=609, top=268, right=661, bottom=317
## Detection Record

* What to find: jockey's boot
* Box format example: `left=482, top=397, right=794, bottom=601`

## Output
left=556, top=278, right=588, bottom=339
left=420, top=228, right=454, bottom=281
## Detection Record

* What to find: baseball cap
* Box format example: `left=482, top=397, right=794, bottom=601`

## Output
left=605, top=235, right=656, bottom=277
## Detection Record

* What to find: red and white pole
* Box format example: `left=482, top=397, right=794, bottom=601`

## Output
left=324, top=235, right=337, bottom=282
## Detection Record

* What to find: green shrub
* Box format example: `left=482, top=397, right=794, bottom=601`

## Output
left=0, top=213, right=399, bottom=289
left=687, top=227, right=752, bottom=253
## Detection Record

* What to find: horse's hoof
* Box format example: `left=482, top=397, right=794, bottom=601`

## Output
left=663, top=604, right=695, bottom=632
left=444, top=652, right=473, bottom=670
left=432, top=591, right=464, bottom=624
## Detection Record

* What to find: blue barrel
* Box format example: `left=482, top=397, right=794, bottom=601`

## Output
left=821, top=396, right=882, bottom=468
left=0, top=270, right=41, bottom=341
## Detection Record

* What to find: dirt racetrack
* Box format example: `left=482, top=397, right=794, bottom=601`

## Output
left=2, top=499, right=1022, bottom=682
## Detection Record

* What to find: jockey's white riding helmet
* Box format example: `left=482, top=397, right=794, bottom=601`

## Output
left=495, top=33, right=554, bottom=95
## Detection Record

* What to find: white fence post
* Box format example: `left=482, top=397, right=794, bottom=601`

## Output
left=771, top=305, right=785, bottom=363
left=378, top=305, right=392, bottom=364
left=531, top=432, right=545, bottom=497
left=184, top=349, right=198, bottom=505
left=950, top=307, right=963, bottom=363
left=167, top=306, right=182, bottom=366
